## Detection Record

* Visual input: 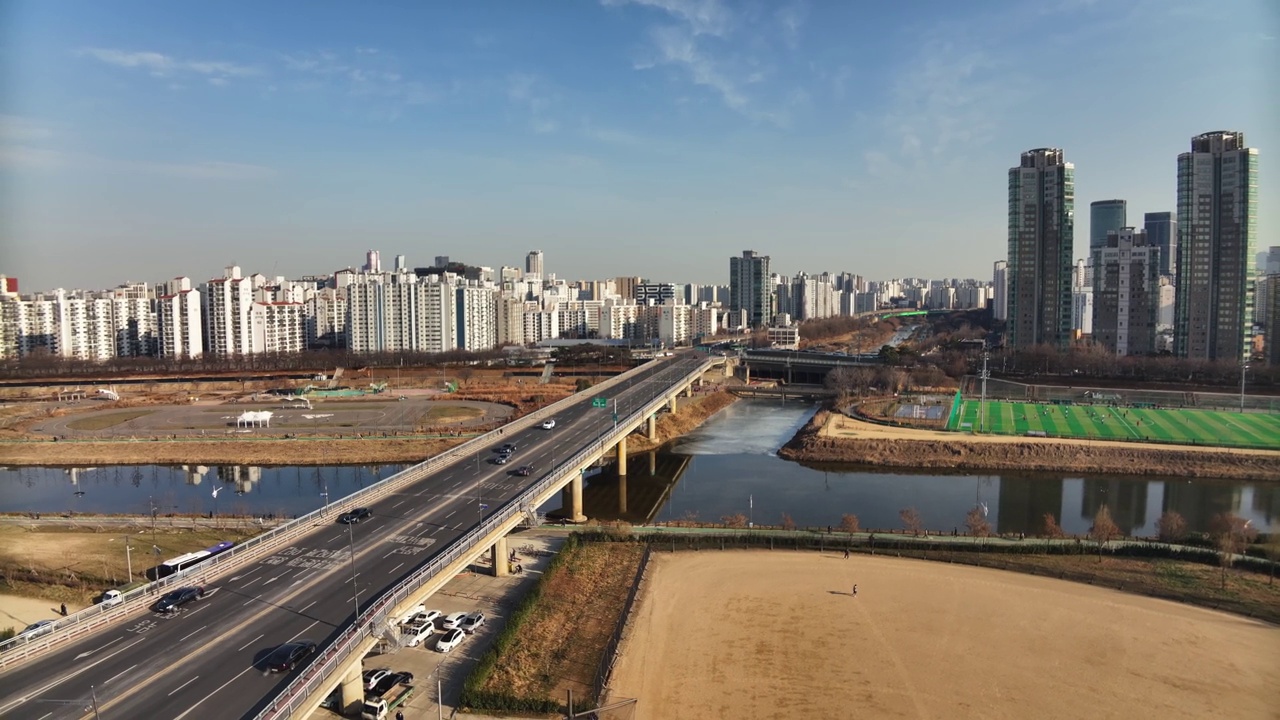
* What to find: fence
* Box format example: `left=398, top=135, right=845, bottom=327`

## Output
left=594, top=545, right=653, bottom=703
left=0, top=355, right=697, bottom=669
left=967, top=377, right=1279, bottom=413
left=252, top=356, right=718, bottom=719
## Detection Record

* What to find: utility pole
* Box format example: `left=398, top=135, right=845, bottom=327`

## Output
left=124, top=535, right=133, bottom=582
left=979, top=350, right=990, bottom=433
left=346, top=522, right=359, bottom=620
left=1240, top=362, right=1249, bottom=413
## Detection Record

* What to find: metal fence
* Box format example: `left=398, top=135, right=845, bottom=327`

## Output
left=0, top=356, right=687, bottom=669
left=253, top=357, right=717, bottom=719
left=594, top=545, right=652, bottom=703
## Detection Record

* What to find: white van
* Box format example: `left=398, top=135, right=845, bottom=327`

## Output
left=401, top=616, right=435, bottom=647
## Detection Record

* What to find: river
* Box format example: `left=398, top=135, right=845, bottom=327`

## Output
left=1, top=401, right=1275, bottom=535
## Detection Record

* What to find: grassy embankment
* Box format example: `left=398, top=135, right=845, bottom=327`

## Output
left=624, top=390, right=737, bottom=455
left=460, top=535, right=645, bottom=714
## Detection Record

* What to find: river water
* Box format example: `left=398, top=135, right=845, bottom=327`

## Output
left=1, top=401, right=1275, bottom=535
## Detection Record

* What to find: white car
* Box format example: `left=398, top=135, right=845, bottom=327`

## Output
left=397, top=604, right=425, bottom=625
left=541, top=419, right=556, bottom=430
left=459, top=611, right=486, bottom=634
left=440, top=611, right=468, bottom=631
left=363, top=668, right=392, bottom=691
left=408, top=609, right=442, bottom=627
left=435, top=628, right=465, bottom=653
left=402, top=617, right=435, bottom=648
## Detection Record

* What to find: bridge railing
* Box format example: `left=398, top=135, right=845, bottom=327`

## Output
left=254, top=357, right=716, bottom=720
left=0, top=358, right=669, bottom=668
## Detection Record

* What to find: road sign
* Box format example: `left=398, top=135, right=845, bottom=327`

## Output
left=612, top=412, right=618, bottom=422
left=592, top=397, right=608, bottom=408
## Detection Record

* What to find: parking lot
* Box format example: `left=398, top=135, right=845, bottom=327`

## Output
left=312, top=530, right=567, bottom=720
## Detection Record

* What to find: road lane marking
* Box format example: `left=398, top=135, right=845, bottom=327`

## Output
left=242, top=597, right=257, bottom=606
left=237, top=633, right=264, bottom=652
left=179, top=625, right=207, bottom=643
left=389, top=562, right=405, bottom=574
left=445, top=510, right=456, bottom=519
left=73, top=636, right=123, bottom=660
left=102, top=664, right=137, bottom=687
left=172, top=665, right=255, bottom=720
left=288, top=620, right=320, bottom=642
left=240, top=577, right=260, bottom=588
left=392, top=500, right=405, bottom=508
left=167, top=675, right=200, bottom=697
left=326, top=534, right=344, bottom=544
left=0, top=636, right=146, bottom=716
left=186, top=604, right=209, bottom=618
left=298, top=601, right=316, bottom=613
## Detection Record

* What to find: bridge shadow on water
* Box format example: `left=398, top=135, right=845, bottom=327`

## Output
left=547, top=451, right=691, bottom=525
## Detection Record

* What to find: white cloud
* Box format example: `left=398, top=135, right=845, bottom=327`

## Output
left=208, top=77, right=228, bottom=87
left=506, top=74, right=559, bottom=134
left=0, top=115, right=54, bottom=143
left=78, top=48, right=259, bottom=83
left=603, top=0, right=733, bottom=37
left=775, top=2, right=808, bottom=48
left=644, top=24, right=746, bottom=110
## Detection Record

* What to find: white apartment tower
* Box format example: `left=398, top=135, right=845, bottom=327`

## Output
left=201, top=266, right=255, bottom=356
left=525, top=250, right=544, bottom=279
left=456, top=285, right=497, bottom=351
left=157, top=278, right=204, bottom=357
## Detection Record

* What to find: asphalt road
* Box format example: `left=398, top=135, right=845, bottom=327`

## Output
left=0, top=354, right=706, bottom=720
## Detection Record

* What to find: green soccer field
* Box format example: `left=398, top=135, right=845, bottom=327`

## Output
left=947, top=399, right=1280, bottom=450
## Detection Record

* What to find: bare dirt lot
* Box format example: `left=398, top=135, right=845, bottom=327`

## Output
left=611, top=551, right=1280, bottom=720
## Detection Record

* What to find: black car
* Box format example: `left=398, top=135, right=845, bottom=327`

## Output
left=500, top=443, right=517, bottom=453
left=369, top=671, right=415, bottom=697
left=514, top=465, right=534, bottom=477
left=155, top=586, right=205, bottom=613
left=338, top=507, right=372, bottom=524
left=265, top=640, right=317, bottom=672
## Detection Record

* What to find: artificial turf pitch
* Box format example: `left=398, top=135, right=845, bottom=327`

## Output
left=947, top=400, right=1280, bottom=450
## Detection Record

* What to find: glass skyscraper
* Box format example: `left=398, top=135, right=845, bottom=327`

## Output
left=1007, top=148, right=1075, bottom=349
left=1142, top=211, right=1176, bottom=277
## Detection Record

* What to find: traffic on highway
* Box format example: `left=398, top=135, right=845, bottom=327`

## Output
left=0, top=353, right=708, bottom=720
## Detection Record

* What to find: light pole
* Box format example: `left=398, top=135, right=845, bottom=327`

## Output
left=346, top=522, right=359, bottom=620
left=1240, top=363, right=1249, bottom=413
left=124, top=535, right=133, bottom=582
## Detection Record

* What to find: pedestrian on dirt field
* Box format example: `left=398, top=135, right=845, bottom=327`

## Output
left=60, top=603, right=67, bottom=616
left=852, top=584, right=858, bottom=597
left=843, top=548, right=850, bottom=559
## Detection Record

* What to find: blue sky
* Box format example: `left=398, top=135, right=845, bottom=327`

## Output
left=1, top=0, right=1276, bottom=292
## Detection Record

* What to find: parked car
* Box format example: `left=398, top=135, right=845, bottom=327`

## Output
left=99, top=589, right=124, bottom=607
left=435, top=628, right=465, bottom=653
left=338, top=507, right=372, bottom=524
left=19, top=620, right=55, bottom=638
left=154, top=586, right=205, bottom=613
left=396, top=604, right=425, bottom=625
left=459, top=611, right=486, bottom=634
left=401, top=616, right=435, bottom=647
left=409, top=610, right=442, bottom=627
left=514, top=465, right=534, bottom=477
left=440, top=612, right=468, bottom=631
left=265, top=640, right=317, bottom=672
left=541, top=419, right=556, bottom=429
left=363, top=668, right=393, bottom=691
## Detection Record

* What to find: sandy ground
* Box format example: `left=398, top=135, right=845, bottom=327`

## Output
left=610, top=551, right=1280, bottom=720
left=0, top=594, right=80, bottom=631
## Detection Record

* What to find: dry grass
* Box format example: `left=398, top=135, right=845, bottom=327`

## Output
left=480, top=540, right=645, bottom=704
left=0, top=437, right=467, bottom=466
left=64, top=409, right=156, bottom=431
left=420, top=405, right=485, bottom=423
left=0, top=524, right=264, bottom=605
left=626, top=391, right=737, bottom=454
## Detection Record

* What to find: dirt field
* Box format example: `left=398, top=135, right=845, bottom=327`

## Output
left=611, top=551, right=1280, bottom=720
left=0, top=593, right=73, bottom=631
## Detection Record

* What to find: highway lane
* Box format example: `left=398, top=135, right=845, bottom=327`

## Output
left=0, top=354, right=707, bottom=720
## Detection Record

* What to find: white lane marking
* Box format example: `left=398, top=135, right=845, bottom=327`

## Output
left=186, top=604, right=209, bottom=618
left=36, top=713, right=51, bottom=720
left=298, top=601, right=316, bottom=613
left=167, top=675, right=200, bottom=697
left=73, top=636, right=123, bottom=660
left=102, top=663, right=137, bottom=687
left=392, top=500, right=405, bottom=508
left=242, top=597, right=257, bottom=607
left=445, top=510, right=456, bottom=519
left=240, top=577, right=260, bottom=588
left=172, top=665, right=255, bottom=720
left=326, top=535, right=344, bottom=544
left=236, top=633, right=264, bottom=652
left=0, top=636, right=146, bottom=716
left=293, top=568, right=309, bottom=578
left=262, top=572, right=285, bottom=586
left=287, top=620, right=320, bottom=642
left=179, top=625, right=208, bottom=643
left=389, top=562, right=404, bottom=574
left=382, top=550, right=396, bottom=559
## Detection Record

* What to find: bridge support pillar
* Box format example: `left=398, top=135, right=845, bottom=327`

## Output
left=647, top=414, right=657, bottom=440
left=618, top=472, right=627, bottom=514
left=668, top=395, right=678, bottom=413
left=339, top=661, right=365, bottom=716
left=491, top=535, right=509, bottom=577
left=616, top=435, right=628, bottom=476
left=561, top=486, right=572, bottom=517
left=648, top=450, right=656, bottom=476
left=570, top=474, right=587, bottom=523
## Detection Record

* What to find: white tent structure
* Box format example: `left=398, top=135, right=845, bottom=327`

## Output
left=235, top=410, right=273, bottom=428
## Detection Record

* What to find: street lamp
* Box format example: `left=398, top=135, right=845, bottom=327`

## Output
left=1240, top=363, right=1249, bottom=413
left=346, top=522, right=360, bottom=620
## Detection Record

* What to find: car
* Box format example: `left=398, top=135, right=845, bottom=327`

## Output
left=401, top=616, right=435, bottom=647
left=492, top=455, right=510, bottom=465
left=338, top=507, right=372, bottom=524
left=19, top=620, right=55, bottom=638
left=500, top=443, right=517, bottom=453
left=459, top=611, right=486, bottom=634
left=396, top=603, right=425, bottom=625
left=99, top=589, right=123, bottom=607
left=363, top=668, right=393, bottom=691
left=369, top=671, right=414, bottom=697
left=541, top=419, right=556, bottom=430
left=409, top=609, right=442, bottom=627
left=440, top=611, right=468, bottom=631
left=514, top=465, right=534, bottom=477
left=265, top=640, right=317, bottom=672
left=155, top=586, right=205, bottom=613
left=435, top=628, right=465, bottom=653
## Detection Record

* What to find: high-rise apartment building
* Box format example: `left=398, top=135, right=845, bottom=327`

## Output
left=1266, top=274, right=1280, bottom=366
left=729, top=250, right=772, bottom=328
left=1090, top=200, right=1127, bottom=264
left=201, top=265, right=255, bottom=356
left=456, top=285, right=497, bottom=351
left=1174, top=131, right=1259, bottom=361
left=157, top=278, right=203, bottom=357
left=992, top=261, right=1008, bottom=320
left=1143, top=212, right=1176, bottom=277
left=525, top=250, right=544, bottom=278
left=365, top=250, right=381, bottom=273
left=1093, top=228, right=1159, bottom=356
left=1007, top=148, right=1075, bottom=348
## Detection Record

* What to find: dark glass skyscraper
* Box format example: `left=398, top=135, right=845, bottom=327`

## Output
left=1089, top=199, right=1126, bottom=279
left=1143, top=211, right=1176, bottom=277
left=1007, top=148, right=1075, bottom=349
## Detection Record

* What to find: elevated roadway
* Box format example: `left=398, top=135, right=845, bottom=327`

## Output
left=0, top=353, right=716, bottom=720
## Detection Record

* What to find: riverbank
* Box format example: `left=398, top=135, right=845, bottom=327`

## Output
left=624, top=390, right=737, bottom=455
left=0, top=436, right=467, bottom=466
left=609, top=550, right=1280, bottom=720
left=778, top=410, right=1280, bottom=481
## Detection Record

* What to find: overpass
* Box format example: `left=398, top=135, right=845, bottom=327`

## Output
left=741, top=348, right=880, bottom=384
left=0, top=353, right=726, bottom=720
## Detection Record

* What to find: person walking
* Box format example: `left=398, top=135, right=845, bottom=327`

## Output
left=842, top=548, right=850, bottom=559
left=852, top=584, right=858, bottom=597
left=60, top=603, right=67, bottom=616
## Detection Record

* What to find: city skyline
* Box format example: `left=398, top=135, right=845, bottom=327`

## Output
left=2, top=1, right=1277, bottom=291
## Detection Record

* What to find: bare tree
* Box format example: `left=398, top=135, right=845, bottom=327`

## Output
left=838, top=514, right=860, bottom=534
left=721, top=513, right=748, bottom=529
left=965, top=507, right=991, bottom=537
left=781, top=513, right=796, bottom=531
left=1209, top=513, right=1258, bottom=589
left=1264, top=533, right=1280, bottom=587
left=1089, top=505, right=1121, bottom=562
left=899, top=507, right=923, bottom=537
left=1042, top=513, right=1065, bottom=539
left=1155, top=511, right=1188, bottom=544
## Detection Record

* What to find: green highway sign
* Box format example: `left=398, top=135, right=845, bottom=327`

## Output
left=592, top=397, right=608, bottom=408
